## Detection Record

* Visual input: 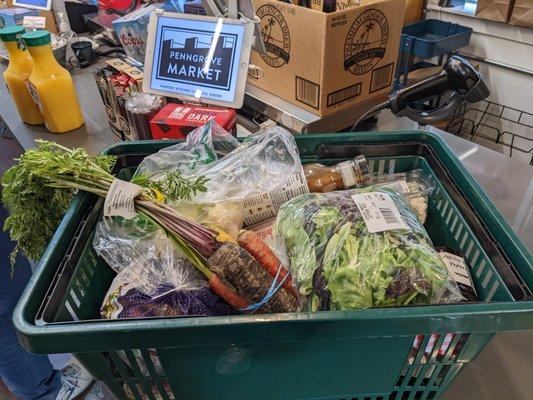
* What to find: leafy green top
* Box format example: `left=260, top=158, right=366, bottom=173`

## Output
left=1, top=140, right=207, bottom=265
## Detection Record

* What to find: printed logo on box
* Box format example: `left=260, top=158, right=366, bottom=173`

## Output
left=343, top=9, right=389, bottom=75
left=156, top=26, right=239, bottom=91
left=256, top=5, right=291, bottom=68
left=169, top=107, right=191, bottom=120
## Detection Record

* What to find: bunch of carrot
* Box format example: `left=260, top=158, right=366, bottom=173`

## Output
left=139, top=203, right=299, bottom=314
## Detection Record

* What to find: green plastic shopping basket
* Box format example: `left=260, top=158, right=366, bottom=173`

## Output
left=13, top=131, right=533, bottom=400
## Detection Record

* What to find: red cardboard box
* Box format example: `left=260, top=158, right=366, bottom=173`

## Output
left=150, top=104, right=236, bottom=139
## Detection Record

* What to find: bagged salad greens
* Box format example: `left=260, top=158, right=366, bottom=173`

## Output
left=274, top=186, right=464, bottom=311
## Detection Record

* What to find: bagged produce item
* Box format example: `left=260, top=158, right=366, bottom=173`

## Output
left=368, top=169, right=435, bottom=223
left=274, top=186, right=464, bottom=311
left=137, top=125, right=308, bottom=227
left=94, top=215, right=237, bottom=318
left=173, top=200, right=245, bottom=242
left=134, top=121, right=240, bottom=178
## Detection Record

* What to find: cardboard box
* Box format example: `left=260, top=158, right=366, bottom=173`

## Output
left=475, top=0, right=515, bottom=23
left=404, top=0, right=423, bottom=25
left=248, top=0, right=405, bottom=117
left=150, top=103, right=236, bottom=139
left=509, top=0, right=533, bottom=28
left=0, top=7, right=38, bottom=27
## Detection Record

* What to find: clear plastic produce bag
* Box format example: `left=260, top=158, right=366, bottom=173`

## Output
left=94, top=215, right=237, bottom=319
left=274, top=186, right=464, bottom=311
left=136, top=124, right=307, bottom=226
left=368, top=169, right=435, bottom=223
left=134, top=121, right=240, bottom=179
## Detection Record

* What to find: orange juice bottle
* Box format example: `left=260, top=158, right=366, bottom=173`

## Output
left=22, top=30, right=84, bottom=133
left=0, top=26, right=43, bottom=125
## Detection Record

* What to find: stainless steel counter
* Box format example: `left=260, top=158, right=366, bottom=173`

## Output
left=1, top=64, right=532, bottom=399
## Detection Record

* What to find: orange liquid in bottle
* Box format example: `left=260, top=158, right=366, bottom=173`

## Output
left=0, top=26, right=43, bottom=125
left=22, top=30, right=84, bottom=133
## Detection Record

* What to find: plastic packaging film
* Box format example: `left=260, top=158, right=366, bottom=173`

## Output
left=125, top=93, right=166, bottom=140
left=273, top=186, right=464, bottom=311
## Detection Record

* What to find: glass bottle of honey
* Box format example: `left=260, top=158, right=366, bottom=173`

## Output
left=304, top=155, right=369, bottom=193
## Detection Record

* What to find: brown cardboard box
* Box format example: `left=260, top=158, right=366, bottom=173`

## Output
left=475, top=0, right=515, bottom=23
left=248, top=0, right=405, bottom=117
left=510, top=0, right=533, bottom=28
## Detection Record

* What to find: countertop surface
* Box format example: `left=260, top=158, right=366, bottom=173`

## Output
left=1, top=63, right=532, bottom=400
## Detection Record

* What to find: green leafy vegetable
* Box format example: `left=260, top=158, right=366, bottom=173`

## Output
left=274, top=187, right=462, bottom=310
left=1, top=140, right=209, bottom=265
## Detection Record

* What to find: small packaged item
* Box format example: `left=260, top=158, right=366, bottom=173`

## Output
left=303, top=156, right=369, bottom=193
left=112, top=4, right=156, bottom=64
left=184, top=0, right=206, bottom=15
left=369, top=169, right=435, bottom=224
left=93, top=58, right=143, bottom=141
left=149, top=103, right=236, bottom=139
left=125, top=93, right=166, bottom=140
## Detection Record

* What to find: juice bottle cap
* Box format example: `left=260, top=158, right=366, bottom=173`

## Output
left=0, top=26, right=25, bottom=43
left=22, top=30, right=51, bottom=47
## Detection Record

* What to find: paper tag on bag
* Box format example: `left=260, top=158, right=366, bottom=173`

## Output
left=376, top=180, right=410, bottom=194
left=23, top=16, right=47, bottom=30
left=104, top=178, right=143, bottom=219
left=242, top=172, right=309, bottom=226
left=352, top=192, right=409, bottom=233
left=439, top=252, right=473, bottom=288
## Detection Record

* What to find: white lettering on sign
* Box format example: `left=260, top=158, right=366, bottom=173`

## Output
left=352, top=192, right=409, bottom=233
left=166, top=63, right=223, bottom=81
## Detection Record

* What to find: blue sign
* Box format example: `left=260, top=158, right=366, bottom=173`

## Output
left=149, top=16, right=246, bottom=104
left=13, top=0, right=52, bottom=11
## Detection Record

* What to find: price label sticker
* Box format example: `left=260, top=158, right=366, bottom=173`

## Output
left=104, top=178, right=143, bottom=219
left=439, top=252, right=473, bottom=288
left=352, top=192, right=409, bottom=233
left=23, top=16, right=47, bottom=30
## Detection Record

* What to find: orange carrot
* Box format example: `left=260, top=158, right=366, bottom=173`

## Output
left=238, top=230, right=298, bottom=298
left=209, top=274, right=250, bottom=310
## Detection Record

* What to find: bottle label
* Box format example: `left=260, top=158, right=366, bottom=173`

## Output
left=25, top=79, right=44, bottom=114
left=338, top=161, right=357, bottom=188
left=352, top=192, right=409, bottom=233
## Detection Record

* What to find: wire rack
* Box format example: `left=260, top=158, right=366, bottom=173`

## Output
left=446, top=100, right=533, bottom=165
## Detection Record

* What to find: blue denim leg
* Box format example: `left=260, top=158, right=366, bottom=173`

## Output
left=1, top=203, right=62, bottom=400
